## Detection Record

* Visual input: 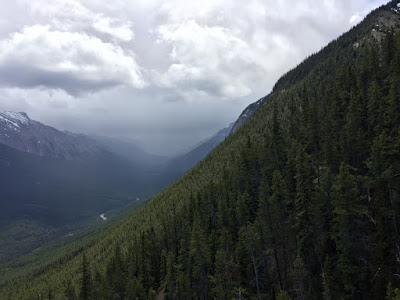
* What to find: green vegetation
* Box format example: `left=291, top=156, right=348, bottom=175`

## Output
left=1, top=1, right=400, bottom=299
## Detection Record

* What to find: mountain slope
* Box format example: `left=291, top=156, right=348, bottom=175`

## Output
left=232, top=0, right=400, bottom=134
left=89, top=135, right=167, bottom=167
left=0, top=114, right=160, bottom=263
left=2, top=1, right=400, bottom=299
left=231, top=97, right=267, bottom=133
left=0, top=111, right=103, bottom=159
left=0, top=114, right=231, bottom=264
left=162, top=123, right=233, bottom=181
left=0, top=140, right=149, bottom=263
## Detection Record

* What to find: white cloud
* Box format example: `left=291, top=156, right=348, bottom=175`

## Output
left=152, top=0, right=368, bottom=100
left=93, top=16, right=134, bottom=41
left=155, top=20, right=257, bottom=98
left=0, top=25, right=145, bottom=94
left=20, top=0, right=135, bottom=41
left=2, top=0, right=388, bottom=100
left=350, top=14, right=363, bottom=25
left=0, top=0, right=142, bottom=95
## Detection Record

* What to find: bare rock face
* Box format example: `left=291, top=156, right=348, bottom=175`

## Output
left=0, top=111, right=103, bottom=160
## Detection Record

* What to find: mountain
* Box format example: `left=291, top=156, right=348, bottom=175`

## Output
left=89, top=135, right=167, bottom=167
left=0, top=113, right=162, bottom=263
left=162, top=123, right=234, bottom=181
left=0, top=139, right=149, bottom=263
left=89, top=125, right=234, bottom=192
left=2, top=1, right=400, bottom=299
left=231, top=97, right=267, bottom=133
left=0, top=113, right=231, bottom=264
left=232, top=1, right=400, bottom=134
left=0, top=111, right=103, bottom=159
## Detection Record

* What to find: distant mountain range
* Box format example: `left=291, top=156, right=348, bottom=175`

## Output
left=0, top=110, right=233, bottom=263
left=89, top=134, right=167, bottom=167
left=0, top=111, right=104, bottom=159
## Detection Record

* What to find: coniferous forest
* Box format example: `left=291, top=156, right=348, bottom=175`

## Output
left=1, top=1, right=400, bottom=299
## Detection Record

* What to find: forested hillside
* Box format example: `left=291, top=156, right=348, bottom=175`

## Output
left=1, top=1, right=400, bottom=299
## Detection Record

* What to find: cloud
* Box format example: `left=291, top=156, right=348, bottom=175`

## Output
left=1, top=0, right=387, bottom=100
left=149, top=0, right=390, bottom=102
left=21, top=0, right=135, bottom=41
left=93, top=17, right=134, bottom=41
left=0, top=25, right=144, bottom=95
left=0, top=0, right=390, bottom=154
left=154, top=20, right=257, bottom=98
left=350, top=14, right=363, bottom=25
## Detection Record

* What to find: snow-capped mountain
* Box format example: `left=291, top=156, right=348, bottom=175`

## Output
left=0, top=112, right=156, bottom=263
left=0, top=111, right=103, bottom=160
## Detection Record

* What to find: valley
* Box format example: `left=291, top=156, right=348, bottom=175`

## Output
left=0, top=112, right=232, bottom=264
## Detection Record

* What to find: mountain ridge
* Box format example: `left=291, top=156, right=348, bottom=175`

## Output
left=163, top=122, right=234, bottom=181
left=232, top=0, right=400, bottom=133
left=0, top=111, right=104, bottom=160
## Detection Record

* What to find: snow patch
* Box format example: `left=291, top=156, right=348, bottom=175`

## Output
left=0, top=115, right=19, bottom=128
left=0, top=111, right=31, bottom=129
left=2, top=112, right=30, bottom=124
left=392, top=3, right=400, bottom=13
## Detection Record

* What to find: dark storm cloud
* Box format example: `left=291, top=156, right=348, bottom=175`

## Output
left=0, top=62, right=120, bottom=96
left=0, top=23, right=145, bottom=95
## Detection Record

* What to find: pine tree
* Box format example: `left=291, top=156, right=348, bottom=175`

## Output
left=165, top=251, right=176, bottom=299
left=80, top=252, right=92, bottom=300
left=331, top=163, right=365, bottom=296
left=210, top=249, right=235, bottom=300
left=268, top=170, right=289, bottom=289
left=189, top=217, right=211, bottom=299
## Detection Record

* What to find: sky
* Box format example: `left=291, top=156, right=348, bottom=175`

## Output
left=0, top=0, right=389, bottom=155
